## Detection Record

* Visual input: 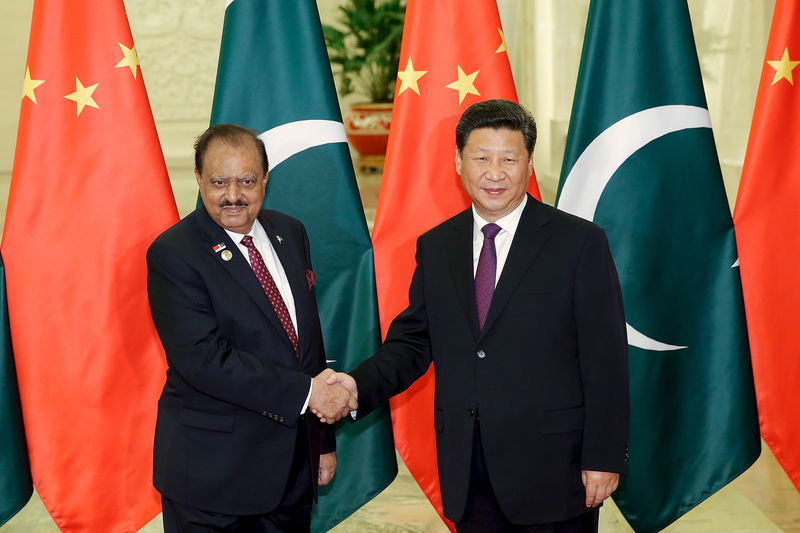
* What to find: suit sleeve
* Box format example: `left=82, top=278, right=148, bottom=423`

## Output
left=349, top=239, right=433, bottom=419
left=573, top=227, right=629, bottom=473
left=147, top=241, right=311, bottom=427
left=300, top=225, right=336, bottom=454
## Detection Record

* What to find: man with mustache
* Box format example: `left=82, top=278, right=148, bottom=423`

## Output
left=146, top=123, right=355, bottom=532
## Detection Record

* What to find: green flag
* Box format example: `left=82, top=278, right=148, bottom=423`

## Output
left=0, top=255, right=32, bottom=526
left=557, top=1, right=760, bottom=531
left=209, top=1, right=397, bottom=530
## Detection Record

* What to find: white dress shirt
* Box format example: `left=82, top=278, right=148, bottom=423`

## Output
left=225, top=220, right=312, bottom=413
left=472, top=195, right=528, bottom=284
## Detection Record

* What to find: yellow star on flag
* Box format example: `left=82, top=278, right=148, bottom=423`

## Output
left=445, top=65, right=480, bottom=105
left=22, top=66, right=45, bottom=104
left=115, top=43, right=140, bottom=78
left=767, top=47, right=800, bottom=85
left=64, top=77, right=100, bottom=116
left=495, top=28, right=507, bottom=54
left=397, top=57, right=428, bottom=96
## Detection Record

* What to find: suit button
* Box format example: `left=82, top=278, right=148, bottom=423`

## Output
left=467, top=408, right=475, bottom=417
left=261, top=411, right=268, bottom=416
left=477, top=350, right=486, bottom=359
left=279, top=416, right=285, bottom=423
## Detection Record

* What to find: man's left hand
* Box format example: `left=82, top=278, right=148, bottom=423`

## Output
left=581, top=470, right=619, bottom=507
left=318, top=452, right=336, bottom=486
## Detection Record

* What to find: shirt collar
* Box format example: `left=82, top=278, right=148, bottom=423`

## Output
left=471, top=195, right=528, bottom=238
left=224, top=219, right=267, bottom=246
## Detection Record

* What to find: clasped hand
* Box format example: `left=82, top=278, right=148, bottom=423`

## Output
left=308, top=369, right=358, bottom=424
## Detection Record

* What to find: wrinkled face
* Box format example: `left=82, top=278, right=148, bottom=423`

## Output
left=196, top=139, right=267, bottom=234
left=455, top=127, right=533, bottom=222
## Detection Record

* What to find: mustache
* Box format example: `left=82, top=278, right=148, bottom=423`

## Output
left=220, top=200, right=248, bottom=207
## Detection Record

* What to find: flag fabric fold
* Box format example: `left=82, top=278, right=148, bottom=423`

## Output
left=372, top=0, right=540, bottom=529
left=2, top=0, right=179, bottom=530
left=735, top=0, right=800, bottom=494
left=557, top=1, right=760, bottom=531
left=0, top=256, right=32, bottom=527
left=209, top=1, right=397, bottom=530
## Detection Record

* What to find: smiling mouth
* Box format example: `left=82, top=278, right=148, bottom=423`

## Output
left=483, top=188, right=506, bottom=196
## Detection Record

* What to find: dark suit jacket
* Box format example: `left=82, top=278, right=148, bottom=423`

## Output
left=351, top=195, right=628, bottom=524
left=146, top=206, right=333, bottom=515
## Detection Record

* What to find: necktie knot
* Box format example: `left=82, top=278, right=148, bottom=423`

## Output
left=240, top=235, right=255, bottom=248
left=482, top=223, right=501, bottom=240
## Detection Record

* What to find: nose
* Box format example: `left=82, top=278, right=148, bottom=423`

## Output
left=487, top=161, right=504, bottom=181
left=223, top=180, right=241, bottom=201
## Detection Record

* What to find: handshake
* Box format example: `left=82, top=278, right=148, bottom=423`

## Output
left=308, top=369, right=358, bottom=424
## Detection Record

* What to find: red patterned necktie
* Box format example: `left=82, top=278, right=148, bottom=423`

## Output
left=475, top=223, right=502, bottom=330
left=240, top=235, right=299, bottom=355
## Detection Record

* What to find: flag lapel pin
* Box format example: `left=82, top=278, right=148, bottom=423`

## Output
left=212, top=242, right=227, bottom=253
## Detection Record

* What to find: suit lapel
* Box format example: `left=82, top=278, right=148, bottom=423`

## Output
left=257, top=212, right=311, bottom=354
left=446, top=209, right=480, bottom=340
left=479, top=197, right=552, bottom=340
left=195, top=207, right=294, bottom=353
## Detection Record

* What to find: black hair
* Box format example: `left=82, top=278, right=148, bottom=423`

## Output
left=455, top=99, right=537, bottom=155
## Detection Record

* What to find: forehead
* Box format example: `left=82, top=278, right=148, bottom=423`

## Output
left=463, top=127, right=526, bottom=151
left=203, top=138, right=261, bottom=171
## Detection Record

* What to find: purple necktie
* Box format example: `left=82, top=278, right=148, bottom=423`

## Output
left=241, top=236, right=299, bottom=355
left=475, top=223, right=502, bottom=330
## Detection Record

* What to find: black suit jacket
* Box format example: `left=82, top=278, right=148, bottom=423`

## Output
left=351, top=196, right=628, bottom=524
left=146, top=206, right=333, bottom=515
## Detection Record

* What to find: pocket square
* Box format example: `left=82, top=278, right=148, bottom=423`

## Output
left=306, top=270, right=316, bottom=289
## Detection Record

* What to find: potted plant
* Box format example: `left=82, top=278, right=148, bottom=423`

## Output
left=323, top=0, right=405, bottom=162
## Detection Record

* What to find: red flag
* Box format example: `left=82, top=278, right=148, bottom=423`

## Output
left=2, top=0, right=178, bottom=530
left=372, top=1, right=540, bottom=528
left=734, top=0, right=800, bottom=494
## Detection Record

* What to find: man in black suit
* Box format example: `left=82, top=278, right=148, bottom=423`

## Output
left=321, top=100, right=628, bottom=532
left=147, top=124, right=355, bottom=532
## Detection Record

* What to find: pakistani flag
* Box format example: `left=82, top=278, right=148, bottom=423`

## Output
left=0, top=255, right=32, bottom=526
left=557, top=1, right=760, bottom=531
left=209, top=1, right=397, bottom=530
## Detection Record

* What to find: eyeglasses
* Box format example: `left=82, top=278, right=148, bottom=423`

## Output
left=207, top=177, right=261, bottom=190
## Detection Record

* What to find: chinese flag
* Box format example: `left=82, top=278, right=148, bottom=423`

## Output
left=372, top=1, right=540, bottom=528
left=1, top=0, right=178, bottom=531
left=734, top=0, right=800, bottom=493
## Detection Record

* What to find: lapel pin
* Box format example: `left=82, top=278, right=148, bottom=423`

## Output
left=276, top=235, right=285, bottom=244
left=221, top=250, right=233, bottom=261
left=212, top=242, right=227, bottom=253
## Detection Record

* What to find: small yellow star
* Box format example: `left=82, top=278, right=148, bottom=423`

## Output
left=64, top=77, right=100, bottom=116
left=445, top=65, right=480, bottom=105
left=22, top=66, right=45, bottom=104
left=767, top=47, right=800, bottom=85
left=115, top=42, right=140, bottom=78
left=397, top=57, right=428, bottom=96
left=495, top=28, right=507, bottom=54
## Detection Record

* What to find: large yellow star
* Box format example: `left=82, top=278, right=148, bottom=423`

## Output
left=445, top=65, right=480, bottom=105
left=64, top=77, right=100, bottom=116
left=397, top=57, right=428, bottom=96
left=766, top=47, right=800, bottom=85
left=22, top=66, right=45, bottom=104
left=495, top=28, right=507, bottom=54
left=115, top=42, right=140, bottom=78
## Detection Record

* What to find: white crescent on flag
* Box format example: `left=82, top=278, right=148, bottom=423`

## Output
left=259, top=120, right=348, bottom=171
left=557, top=105, right=711, bottom=352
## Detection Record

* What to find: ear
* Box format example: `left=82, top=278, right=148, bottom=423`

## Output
left=194, top=168, right=202, bottom=186
left=527, top=154, right=534, bottom=176
left=262, top=171, right=269, bottom=190
left=455, top=147, right=463, bottom=176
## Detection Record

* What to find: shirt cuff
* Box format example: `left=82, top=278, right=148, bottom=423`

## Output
left=300, top=378, right=312, bottom=414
